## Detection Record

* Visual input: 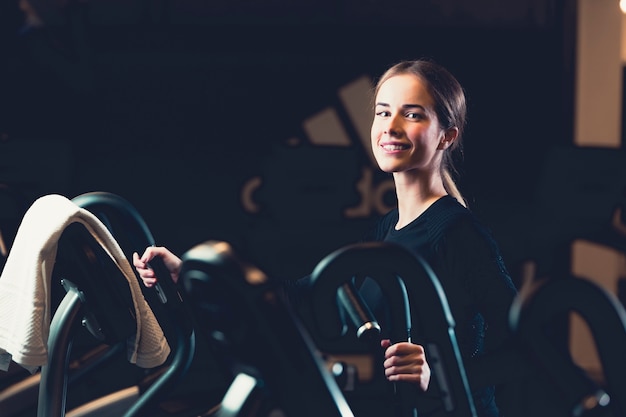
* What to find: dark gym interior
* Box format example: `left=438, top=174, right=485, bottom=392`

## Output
left=1, top=1, right=625, bottom=416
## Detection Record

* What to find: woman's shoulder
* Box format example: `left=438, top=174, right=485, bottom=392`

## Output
left=434, top=197, right=504, bottom=255
left=425, top=195, right=475, bottom=241
left=426, top=196, right=508, bottom=259
left=427, top=195, right=471, bottom=222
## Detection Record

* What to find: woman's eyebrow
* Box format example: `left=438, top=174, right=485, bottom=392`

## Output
left=402, top=104, right=426, bottom=111
left=374, top=102, right=425, bottom=111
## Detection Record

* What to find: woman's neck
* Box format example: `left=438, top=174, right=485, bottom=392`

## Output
left=393, top=172, right=447, bottom=229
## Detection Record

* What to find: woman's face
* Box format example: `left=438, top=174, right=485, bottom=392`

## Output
left=371, top=73, right=450, bottom=176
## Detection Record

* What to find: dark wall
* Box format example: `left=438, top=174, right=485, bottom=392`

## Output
left=0, top=0, right=600, bottom=281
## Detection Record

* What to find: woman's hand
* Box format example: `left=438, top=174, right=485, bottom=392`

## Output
left=381, top=339, right=431, bottom=392
left=132, top=246, right=182, bottom=287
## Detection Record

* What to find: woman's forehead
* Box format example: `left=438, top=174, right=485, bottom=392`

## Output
left=376, top=74, right=433, bottom=107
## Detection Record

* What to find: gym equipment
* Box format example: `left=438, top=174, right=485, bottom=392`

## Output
left=179, top=239, right=355, bottom=417
left=37, top=220, right=156, bottom=417
left=307, top=241, right=477, bottom=417
left=0, top=336, right=128, bottom=417
left=71, top=191, right=195, bottom=355
left=509, top=275, right=626, bottom=417
left=69, top=191, right=197, bottom=416
left=0, top=192, right=195, bottom=417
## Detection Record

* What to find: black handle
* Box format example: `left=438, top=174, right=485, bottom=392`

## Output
left=337, top=280, right=381, bottom=342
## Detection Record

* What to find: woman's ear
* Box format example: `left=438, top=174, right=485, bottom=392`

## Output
left=437, top=127, right=459, bottom=150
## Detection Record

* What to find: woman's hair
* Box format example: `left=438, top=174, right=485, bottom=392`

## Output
left=373, top=58, right=468, bottom=207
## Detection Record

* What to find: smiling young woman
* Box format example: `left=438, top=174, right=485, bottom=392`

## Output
left=358, top=58, right=518, bottom=417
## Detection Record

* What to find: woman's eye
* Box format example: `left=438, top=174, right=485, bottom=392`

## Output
left=375, top=110, right=390, bottom=117
left=406, top=112, right=423, bottom=120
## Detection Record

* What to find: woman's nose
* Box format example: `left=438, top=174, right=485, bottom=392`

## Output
left=384, top=117, right=400, bottom=136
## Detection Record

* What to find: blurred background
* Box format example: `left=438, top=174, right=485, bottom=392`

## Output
left=0, top=0, right=625, bottom=381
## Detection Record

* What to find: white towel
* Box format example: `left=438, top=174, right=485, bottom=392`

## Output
left=0, top=194, right=170, bottom=373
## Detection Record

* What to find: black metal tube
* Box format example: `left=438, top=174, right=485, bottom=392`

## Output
left=38, top=284, right=83, bottom=417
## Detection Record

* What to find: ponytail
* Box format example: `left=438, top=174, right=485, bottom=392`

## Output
left=442, top=168, right=467, bottom=208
